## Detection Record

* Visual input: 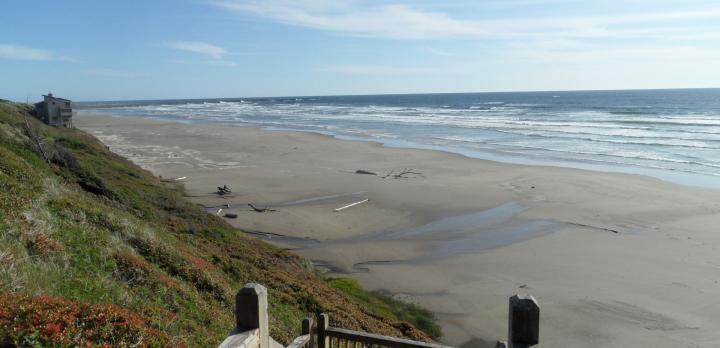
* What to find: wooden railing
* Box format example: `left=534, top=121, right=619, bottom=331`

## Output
left=286, top=318, right=314, bottom=348
left=219, top=283, right=539, bottom=348
left=318, top=313, right=454, bottom=348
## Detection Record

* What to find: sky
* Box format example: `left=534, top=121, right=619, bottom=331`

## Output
left=1, top=0, right=720, bottom=101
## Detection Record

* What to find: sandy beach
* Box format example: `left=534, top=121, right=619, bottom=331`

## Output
left=77, top=113, right=720, bottom=348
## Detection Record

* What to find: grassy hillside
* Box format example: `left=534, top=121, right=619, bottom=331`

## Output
left=0, top=102, right=436, bottom=347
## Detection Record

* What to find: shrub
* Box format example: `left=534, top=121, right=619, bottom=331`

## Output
left=0, top=294, right=175, bottom=347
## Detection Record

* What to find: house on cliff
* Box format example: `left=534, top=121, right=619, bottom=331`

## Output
left=34, top=93, right=73, bottom=127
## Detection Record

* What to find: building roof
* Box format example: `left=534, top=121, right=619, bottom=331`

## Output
left=43, top=94, right=71, bottom=102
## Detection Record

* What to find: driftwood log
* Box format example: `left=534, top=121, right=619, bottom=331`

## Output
left=248, top=203, right=276, bottom=213
left=355, top=168, right=423, bottom=179
left=217, top=185, right=232, bottom=195
left=382, top=168, right=423, bottom=179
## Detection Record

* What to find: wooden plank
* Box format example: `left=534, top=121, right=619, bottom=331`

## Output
left=287, top=334, right=311, bottom=348
left=218, top=328, right=259, bottom=348
left=325, top=328, right=454, bottom=348
left=333, top=199, right=369, bottom=212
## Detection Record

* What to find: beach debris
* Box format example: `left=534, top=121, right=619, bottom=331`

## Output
left=216, top=208, right=223, bottom=215
left=353, top=168, right=423, bottom=179
left=161, top=176, right=187, bottom=182
left=355, top=169, right=378, bottom=176
left=200, top=203, right=233, bottom=209
left=565, top=221, right=620, bottom=234
left=381, top=168, right=423, bottom=179
left=224, top=213, right=238, bottom=219
left=216, top=185, right=232, bottom=195
left=248, top=203, right=277, bottom=213
left=333, top=198, right=369, bottom=212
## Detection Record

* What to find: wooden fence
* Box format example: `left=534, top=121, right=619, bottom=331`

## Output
left=219, top=283, right=539, bottom=348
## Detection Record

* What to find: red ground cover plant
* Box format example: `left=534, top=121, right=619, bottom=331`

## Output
left=179, top=250, right=216, bottom=273
left=0, top=294, right=178, bottom=347
left=112, top=250, right=178, bottom=289
left=25, top=232, right=65, bottom=257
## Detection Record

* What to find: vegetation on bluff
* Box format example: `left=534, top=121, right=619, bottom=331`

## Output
left=0, top=101, right=438, bottom=347
left=326, top=278, right=441, bottom=338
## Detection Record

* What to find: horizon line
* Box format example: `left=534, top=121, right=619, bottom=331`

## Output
left=16, top=86, right=720, bottom=104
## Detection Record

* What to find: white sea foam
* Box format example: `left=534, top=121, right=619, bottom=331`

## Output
left=87, top=94, right=720, bottom=179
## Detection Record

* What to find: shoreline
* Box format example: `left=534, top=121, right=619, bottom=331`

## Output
left=84, top=109, right=720, bottom=190
left=76, top=112, right=720, bottom=348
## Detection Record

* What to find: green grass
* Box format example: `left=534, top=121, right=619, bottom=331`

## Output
left=0, top=101, right=440, bottom=347
left=326, top=278, right=442, bottom=338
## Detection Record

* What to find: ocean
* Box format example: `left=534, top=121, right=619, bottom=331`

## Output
left=78, top=89, right=720, bottom=188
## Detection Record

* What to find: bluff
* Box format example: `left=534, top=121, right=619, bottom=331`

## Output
left=0, top=102, right=435, bottom=347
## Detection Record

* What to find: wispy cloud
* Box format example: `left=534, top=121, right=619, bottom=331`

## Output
left=319, top=64, right=456, bottom=75
left=508, top=40, right=720, bottom=66
left=424, top=47, right=454, bottom=57
left=164, top=41, right=237, bottom=66
left=82, top=68, right=145, bottom=78
left=164, top=41, right=229, bottom=59
left=210, top=1, right=720, bottom=41
left=0, top=44, right=76, bottom=62
left=168, top=58, right=238, bottom=67
left=211, top=1, right=483, bottom=40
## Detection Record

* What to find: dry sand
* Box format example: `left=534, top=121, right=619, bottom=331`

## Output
left=77, top=113, right=720, bottom=348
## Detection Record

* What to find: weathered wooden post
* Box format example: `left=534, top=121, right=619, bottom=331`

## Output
left=303, top=317, right=314, bottom=348
left=507, top=294, right=539, bottom=348
left=318, top=313, right=329, bottom=348
left=236, top=283, right=270, bottom=348
left=302, top=317, right=313, bottom=335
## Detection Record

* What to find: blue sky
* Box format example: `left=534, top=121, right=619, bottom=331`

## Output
left=2, top=0, right=720, bottom=101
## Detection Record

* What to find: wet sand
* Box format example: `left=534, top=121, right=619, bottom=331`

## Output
left=76, top=113, right=720, bottom=348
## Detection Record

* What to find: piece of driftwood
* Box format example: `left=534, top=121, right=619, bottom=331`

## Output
left=161, top=176, right=187, bottom=183
left=355, top=170, right=378, bottom=175
left=224, top=213, right=238, bottom=219
left=380, top=168, right=423, bottom=179
left=217, top=185, right=232, bottom=195
left=216, top=208, right=223, bottom=215
left=249, top=203, right=277, bottom=213
left=333, top=199, right=369, bottom=212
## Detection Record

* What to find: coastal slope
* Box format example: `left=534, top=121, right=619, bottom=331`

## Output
left=0, top=102, right=433, bottom=347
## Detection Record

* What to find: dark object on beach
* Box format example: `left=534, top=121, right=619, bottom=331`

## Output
left=382, top=168, right=423, bottom=179
left=248, top=203, right=277, bottom=213
left=531, top=186, right=535, bottom=189
left=216, top=185, right=232, bottom=195
left=355, top=169, right=378, bottom=175
left=224, top=213, right=238, bottom=219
